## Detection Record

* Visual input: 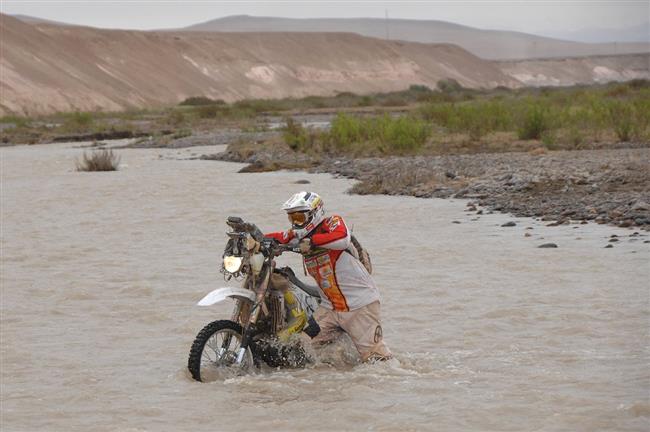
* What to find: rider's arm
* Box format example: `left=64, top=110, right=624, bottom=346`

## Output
left=310, top=215, right=351, bottom=250
left=264, top=230, right=295, bottom=244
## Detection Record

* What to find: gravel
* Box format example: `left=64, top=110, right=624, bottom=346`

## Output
left=206, top=146, right=650, bottom=230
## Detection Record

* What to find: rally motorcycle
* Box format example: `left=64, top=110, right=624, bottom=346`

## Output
left=187, top=216, right=321, bottom=382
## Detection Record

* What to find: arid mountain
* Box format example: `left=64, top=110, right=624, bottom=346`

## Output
left=496, top=53, right=650, bottom=87
left=547, top=22, right=649, bottom=44
left=183, top=15, right=650, bottom=60
left=2, top=14, right=648, bottom=116
left=0, top=14, right=520, bottom=116
left=11, top=14, right=75, bottom=27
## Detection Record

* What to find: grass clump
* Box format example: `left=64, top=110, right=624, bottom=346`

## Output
left=76, top=149, right=121, bottom=171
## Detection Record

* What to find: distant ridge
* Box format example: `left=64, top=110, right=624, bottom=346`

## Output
left=183, top=15, right=650, bottom=60
left=3, top=14, right=647, bottom=115
left=11, top=14, right=74, bottom=26
left=0, top=14, right=520, bottom=115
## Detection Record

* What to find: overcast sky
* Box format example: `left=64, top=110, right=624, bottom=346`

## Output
left=2, top=0, right=649, bottom=36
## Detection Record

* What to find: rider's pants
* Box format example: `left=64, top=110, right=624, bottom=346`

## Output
left=311, top=301, right=392, bottom=362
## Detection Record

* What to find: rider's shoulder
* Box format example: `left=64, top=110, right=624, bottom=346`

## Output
left=325, top=214, right=346, bottom=226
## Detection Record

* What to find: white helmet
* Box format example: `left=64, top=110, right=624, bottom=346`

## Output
left=282, top=191, right=325, bottom=239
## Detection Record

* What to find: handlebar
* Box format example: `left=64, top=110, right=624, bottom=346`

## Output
left=225, top=216, right=302, bottom=256
left=263, top=238, right=301, bottom=256
left=226, top=216, right=265, bottom=242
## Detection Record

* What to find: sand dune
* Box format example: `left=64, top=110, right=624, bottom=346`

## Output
left=0, top=14, right=519, bottom=115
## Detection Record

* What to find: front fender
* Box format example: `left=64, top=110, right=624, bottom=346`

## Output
left=197, top=287, right=256, bottom=306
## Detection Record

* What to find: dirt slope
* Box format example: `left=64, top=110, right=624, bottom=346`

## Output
left=0, top=14, right=520, bottom=115
left=184, top=15, right=650, bottom=60
left=495, top=53, right=650, bottom=86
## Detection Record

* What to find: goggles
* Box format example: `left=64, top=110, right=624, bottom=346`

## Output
left=287, top=211, right=310, bottom=227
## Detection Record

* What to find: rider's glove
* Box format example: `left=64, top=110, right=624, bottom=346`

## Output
left=299, top=238, right=312, bottom=253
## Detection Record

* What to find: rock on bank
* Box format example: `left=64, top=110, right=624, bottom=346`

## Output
left=211, top=145, right=650, bottom=230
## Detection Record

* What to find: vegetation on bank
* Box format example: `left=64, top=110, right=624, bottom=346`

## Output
left=2, top=80, right=649, bottom=157
left=285, top=114, right=431, bottom=156
left=280, top=79, right=650, bottom=156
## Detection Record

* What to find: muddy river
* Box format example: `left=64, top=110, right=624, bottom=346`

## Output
left=1, top=142, right=648, bottom=431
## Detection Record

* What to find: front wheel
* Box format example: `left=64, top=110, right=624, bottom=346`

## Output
left=187, top=320, right=254, bottom=382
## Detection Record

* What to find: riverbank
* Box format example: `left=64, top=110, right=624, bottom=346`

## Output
left=206, top=145, right=650, bottom=230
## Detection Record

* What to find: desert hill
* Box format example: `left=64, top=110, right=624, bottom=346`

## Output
left=496, top=53, right=650, bottom=87
left=183, top=15, right=649, bottom=60
left=0, top=14, right=520, bottom=116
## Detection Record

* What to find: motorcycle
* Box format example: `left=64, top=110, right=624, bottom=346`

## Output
left=187, top=216, right=321, bottom=382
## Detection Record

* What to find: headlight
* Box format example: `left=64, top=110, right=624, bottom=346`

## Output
left=223, top=256, right=243, bottom=273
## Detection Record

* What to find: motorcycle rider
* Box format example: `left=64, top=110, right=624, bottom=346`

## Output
left=266, top=191, right=392, bottom=362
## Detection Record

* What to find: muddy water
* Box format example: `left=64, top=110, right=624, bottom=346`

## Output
left=1, top=142, right=648, bottom=432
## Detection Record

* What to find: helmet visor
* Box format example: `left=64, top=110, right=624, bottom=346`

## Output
left=287, top=211, right=309, bottom=227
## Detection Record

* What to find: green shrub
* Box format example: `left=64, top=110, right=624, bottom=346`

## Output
left=379, top=96, right=410, bottom=107
left=376, top=115, right=430, bottom=153
left=179, top=96, right=226, bottom=106
left=518, top=103, right=551, bottom=140
left=452, top=105, right=485, bottom=140
left=626, top=79, right=650, bottom=89
left=0, top=115, right=29, bottom=128
left=167, top=110, right=186, bottom=126
left=357, top=96, right=373, bottom=107
left=418, top=103, right=456, bottom=126
left=606, top=84, right=631, bottom=98
left=64, top=112, right=94, bottom=129
left=326, top=113, right=429, bottom=155
left=633, top=98, right=650, bottom=139
left=283, top=117, right=312, bottom=152
left=328, top=113, right=364, bottom=151
left=172, top=129, right=192, bottom=139
left=437, top=78, right=463, bottom=93
left=234, top=99, right=285, bottom=113
left=408, top=84, right=433, bottom=93
left=607, top=100, right=634, bottom=141
left=418, top=100, right=512, bottom=140
left=567, top=126, right=584, bottom=149
left=541, top=131, right=559, bottom=150
left=196, top=105, right=219, bottom=119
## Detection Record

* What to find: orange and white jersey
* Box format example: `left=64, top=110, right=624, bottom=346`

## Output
left=266, top=215, right=380, bottom=312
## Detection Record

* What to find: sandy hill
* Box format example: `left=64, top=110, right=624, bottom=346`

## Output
left=0, top=14, right=520, bottom=116
left=11, top=14, right=75, bottom=26
left=496, top=53, right=650, bottom=87
left=183, top=15, right=650, bottom=60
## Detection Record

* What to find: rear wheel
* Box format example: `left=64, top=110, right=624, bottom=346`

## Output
left=187, top=320, right=254, bottom=382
